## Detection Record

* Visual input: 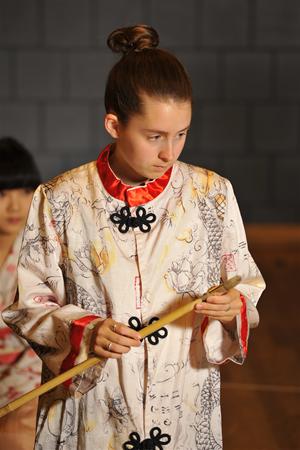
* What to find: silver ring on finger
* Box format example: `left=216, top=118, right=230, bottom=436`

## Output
left=107, top=341, right=112, bottom=352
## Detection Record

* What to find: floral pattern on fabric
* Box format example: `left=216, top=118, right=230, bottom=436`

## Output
left=3, top=153, right=265, bottom=449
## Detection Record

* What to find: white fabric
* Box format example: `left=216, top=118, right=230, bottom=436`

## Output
left=2, top=158, right=265, bottom=450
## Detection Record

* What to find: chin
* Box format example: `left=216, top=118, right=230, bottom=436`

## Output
left=151, top=168, right=168, bottom=177
left=1, top=224, right=23, bottom=235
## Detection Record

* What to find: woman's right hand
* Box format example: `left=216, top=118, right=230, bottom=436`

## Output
left=90, top=318, right=142, bottom=359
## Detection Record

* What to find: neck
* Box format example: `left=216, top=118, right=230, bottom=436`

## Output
left=109, top=146, right=148, bottom=186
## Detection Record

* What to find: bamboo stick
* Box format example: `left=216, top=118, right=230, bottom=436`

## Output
left=0, top=275, right=241, bottom=418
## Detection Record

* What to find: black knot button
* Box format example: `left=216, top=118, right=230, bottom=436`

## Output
left=128, top=316, right=168, bottom=346
left=123, top=426, right=171, bottom=449
left=110, top=206, right=156, bottom=234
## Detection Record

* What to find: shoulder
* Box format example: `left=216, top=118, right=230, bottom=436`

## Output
left=38, top=160, right=97, bottom=198
left=29, top=161, right=98, bottom=219
left=175, top=160, right=232, bottom=197
left=44, top=160, right=97, bottom=191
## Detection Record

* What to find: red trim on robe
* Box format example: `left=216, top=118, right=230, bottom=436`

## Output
left=239, top=294, right=248, bottom=356
left=96, top=146, right=172, bottom=206
left=60, top=315, right=99, bottom=387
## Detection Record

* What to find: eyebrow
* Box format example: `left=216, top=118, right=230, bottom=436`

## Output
left=142, top=125, right=190, bottom=134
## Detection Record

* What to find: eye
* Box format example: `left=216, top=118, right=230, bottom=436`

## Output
left=148, top=135, right=161, bottom=141
left=177, top=131, right=188, bottom=139
left=0, top=190, right=7, bottom=198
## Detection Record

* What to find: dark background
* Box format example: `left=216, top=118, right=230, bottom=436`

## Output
left=0, top=0, right=299, bottom=222
left=1, top=3, right=300, bottom=449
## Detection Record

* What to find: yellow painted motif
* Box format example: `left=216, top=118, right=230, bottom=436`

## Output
left=191, top=184, right=198, bottom=200
left=61, top=243, right=69, bottom=260
left=205, top=170, right=215, bottom=194
left=85, top=419, right=97, bottom=432
left=90, top=245, right=109, bottom=274
left=160, top=244, right=170, bottom=265
left=103, top=229, right=116, bottom=268
left=190, top=167, right=213, bottom=196
left=163, top=209, right=177, bottom=226
left=90, top=230, right=116, bottom=274
left=176, top=228, right=193, bottom=244
left=176, top=197, right=186, bottom=213
left=108, top=436, right=116, bottom=449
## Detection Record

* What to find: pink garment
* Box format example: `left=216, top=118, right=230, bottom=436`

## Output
left=0, top=232, right=41, bottom=448
left=0, top=233, right=41, bottom=405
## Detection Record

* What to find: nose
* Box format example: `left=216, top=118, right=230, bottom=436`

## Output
left=158, top=141, right=174, bottom=163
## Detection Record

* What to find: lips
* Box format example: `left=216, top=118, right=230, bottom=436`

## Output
left=6, top=218, right=22, bottom=225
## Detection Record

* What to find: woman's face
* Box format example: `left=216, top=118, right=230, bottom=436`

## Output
left=106, top=94, right=192, bottom=185
left=0, top=188, right=34, bottom=236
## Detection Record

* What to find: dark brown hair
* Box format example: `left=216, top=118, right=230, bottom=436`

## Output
left=105, top=25, right=192, bottom=123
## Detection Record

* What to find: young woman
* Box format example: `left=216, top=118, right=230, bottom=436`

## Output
left=0, top=137, right=41, bottom=449
left=3, top=26, right=265, bottom=449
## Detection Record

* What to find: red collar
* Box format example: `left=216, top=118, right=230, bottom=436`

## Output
left=96, top=145, right=172, bottom=206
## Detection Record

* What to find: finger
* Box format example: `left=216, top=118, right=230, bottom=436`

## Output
left=196, top=311, right=238, bottom=322
left=111, top=323, right=141, bottom=341
left=93, top=344, right=122, bottom=359
left=208, top=290, right=226, bottom=297
left=109, top=333, right=141, bottom=348
left=195, top=304, right=242, bottom=319
left=104, top=339, right=131, bottom=354
left=201, top=296, right=242, bottom=310
left=195, top=303, right=231, bottom=313
left=95, top=332, right=141, bottom=349
left=206, top=295, right=230, bottom=305
left=93, top=339, right=131, bottom=357
left=96, top=320, right=141, bottom=341
left=207, top=288, right=241, bottom=303
left=202, top=303, right=241, bottom=316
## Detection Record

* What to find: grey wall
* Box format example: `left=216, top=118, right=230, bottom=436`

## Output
left=0, top=0, right=299, bottom=222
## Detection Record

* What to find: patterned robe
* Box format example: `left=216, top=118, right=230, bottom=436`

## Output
left=3, top=146, right=265, bottom=450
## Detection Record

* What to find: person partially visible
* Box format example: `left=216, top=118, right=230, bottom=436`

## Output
left=0, top=137, right=42, bottom=449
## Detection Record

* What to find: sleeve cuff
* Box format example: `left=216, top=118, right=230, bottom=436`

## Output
left=60, top=315, right=101, bottom=387
left=202, top=294, right=249, bottom=365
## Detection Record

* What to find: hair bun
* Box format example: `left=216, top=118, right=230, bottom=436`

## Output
left=107, top=25, right=159, bottom=55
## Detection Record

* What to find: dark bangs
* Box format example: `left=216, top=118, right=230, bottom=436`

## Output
left=0, top=137, right=41, bottom=191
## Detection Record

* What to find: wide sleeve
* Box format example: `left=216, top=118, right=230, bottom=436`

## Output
left=2, top=185, right=102, bottom=382
left=202, top=178, right=266, bottom=365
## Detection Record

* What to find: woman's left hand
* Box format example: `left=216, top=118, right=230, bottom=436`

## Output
left=194, top=288, right=242, bottom=326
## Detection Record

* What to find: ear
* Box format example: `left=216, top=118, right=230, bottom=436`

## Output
left=104, top=113, right=120, bottom=139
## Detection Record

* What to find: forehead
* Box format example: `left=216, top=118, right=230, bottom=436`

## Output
left=130, top=94, right=192, bottom=129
